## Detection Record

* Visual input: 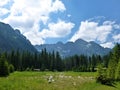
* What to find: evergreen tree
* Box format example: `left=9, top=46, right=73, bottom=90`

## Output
left=91, top=54, right=96, bottom=72
left=115, top=59, right=120, bottom=80
left=107, top=44, right=120, bottom=80
left=96, top=64, right=112, bottom=85
left=107, top=57, right=116, bottom=80
left=0, top=54, right=9, bottom=76
left=9, top=64, right=14, bottom=73
left=41, top=64, right=46, bottom=71
left=50, top=51, right=55, bottom=71
left=55, top=51, right=64, bottom=71
left=103, top=53, right=111, bottom=68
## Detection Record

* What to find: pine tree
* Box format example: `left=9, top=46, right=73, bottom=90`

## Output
left=107, top=57, right=116, bottom=80
left=0, top=54, right=9, bottom=76
left=91, top=54, right=96, bottom=72
left=115, top=59, right=120, bottom=80
left=107, top=44, right=120, bottom=80
left=55, top=51, right=64, bottom=71
left=96, top=63, right=112, bottom=85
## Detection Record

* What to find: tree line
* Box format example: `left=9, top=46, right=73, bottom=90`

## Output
left=1, top=43, right=120, bottom=85
left=2, top=49, right=109, bottom=72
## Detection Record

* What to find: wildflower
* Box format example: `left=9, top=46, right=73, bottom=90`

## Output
left=73, top=82, right=76, bottom=86
left=48, top=75, right=54, bottom=83
left=69, top=76, right=72, bottom=78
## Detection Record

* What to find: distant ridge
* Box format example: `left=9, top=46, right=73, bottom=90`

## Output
left=0, top=22, right=37, bottom=53
left=35, top=39, right=111, bottom=57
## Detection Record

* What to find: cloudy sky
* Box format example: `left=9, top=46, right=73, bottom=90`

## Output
left=0, top=0, right=120, bottom=48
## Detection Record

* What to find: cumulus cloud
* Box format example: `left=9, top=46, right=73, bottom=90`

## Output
left=0, top=0, right=10, bottom=7
left=24, top=20, right=74, bottom=45
left=100, top=42, right=114, bottom=48
left=0, top=0, right=72, bottom=45
left=70, top=21, right=112, bottom=42
left=67, top=14, right=71, bottom=17
left=113, top=34, right=120, bottom=43
left=47, top=20, right=74, bottom=37
left=3, top=0, right=66, bottom=28
left=70, top=20, right=120, bottom=48
left=0, top=8, right=9, bottom=17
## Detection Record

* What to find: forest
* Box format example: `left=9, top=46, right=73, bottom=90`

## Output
left=0, top=48, right=109, bottom=72
left=0, top=43, right=120, bottom=85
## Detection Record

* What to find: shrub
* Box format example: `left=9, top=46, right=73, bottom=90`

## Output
left=9, top=64, right=14, bottom=73
left=115, top=60, right=120, bottom=80
left=0, top=55, right=9, bottom=77
left=96, top=74, right=113, bottom=85
left=96, top=64, right=113, bottom=85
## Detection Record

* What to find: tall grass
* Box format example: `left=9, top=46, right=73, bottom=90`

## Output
left=0, top=71, right=119, bottom=90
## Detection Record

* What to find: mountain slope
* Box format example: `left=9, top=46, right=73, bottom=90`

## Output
left=0, top=22, right=37, bottom=52
left=35, top=39, right=111, bottom=57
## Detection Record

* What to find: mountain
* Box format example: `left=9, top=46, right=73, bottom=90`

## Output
left=35, top=39, right=111, bottom=57
left=0, top=22, right=37, bottom=53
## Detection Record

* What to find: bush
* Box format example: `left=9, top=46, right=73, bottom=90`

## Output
left=96, top=74, right=113, bottom=85
left=0, top=55, right=9, bottom=77
left=26, top=67, right=31, bottom=71
left=96, top=64, right=113, bottom=86
left=9, top=64, right=14, bottom=73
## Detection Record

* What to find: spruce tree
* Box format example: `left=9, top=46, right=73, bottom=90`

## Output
left=115, top=59, right=120, bottom=80
left=107, top=43, right=120, bottom=80
left=107, top=57, right=116, bottom=80
left=0, top=54, right=9, bottom=76
left=96, top=63, right=112, bottom=85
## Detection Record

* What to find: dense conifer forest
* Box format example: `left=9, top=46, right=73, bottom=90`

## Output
left=0, top=49, right=108, bottom=72
left=0, top=43, right=120, bottom=84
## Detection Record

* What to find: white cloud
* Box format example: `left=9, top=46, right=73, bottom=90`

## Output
left=70, top=20, right=120, bottom=48
left=0, top=0, right=10, bottom=7
left=103, top=21, right=115, bottom=25
left=70, top=21, right=112, bottom=42
left=113, top=34, right=120, bottom=43
left=3, top=0, right=66, bottom=26
left=24, top=20, right=75, bottom=45
left=48, top=20, right=74, bottom=37
left=67, top=14, right=71, bottom=17
left=100, top=42, right=114, bottom=48
left=51, top=0, right=66, bottom=12
left=24, top=31, right=45, bottom=45
left=0, top=8, right=9, bottom=17
left=0, top=0, right=68, bottom=44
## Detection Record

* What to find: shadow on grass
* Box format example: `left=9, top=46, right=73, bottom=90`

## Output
left=104, top=82, right=116, bottom=88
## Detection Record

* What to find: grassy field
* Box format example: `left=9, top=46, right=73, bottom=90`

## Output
left=0, top=71, right=120, bottom=90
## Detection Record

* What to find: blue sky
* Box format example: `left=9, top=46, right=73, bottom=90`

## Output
left=0, top=0, right=120, bottom=48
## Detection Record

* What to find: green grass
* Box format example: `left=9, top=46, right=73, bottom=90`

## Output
left=0, top=71, right=120, bottom=90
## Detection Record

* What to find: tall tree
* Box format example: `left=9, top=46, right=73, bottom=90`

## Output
left=115, top=59, right=120, bottom=80
left=56, top=51, right=64, bottom=71
left=91, top=54, right=96, bottom=72
left=107, top=43, right=120, bottom=80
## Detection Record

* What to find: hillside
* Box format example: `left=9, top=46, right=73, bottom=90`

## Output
left=0, top=22, right=37, bottom=53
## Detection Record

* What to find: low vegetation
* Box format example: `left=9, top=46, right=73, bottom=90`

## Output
left=0, top=71, right=120, bottom=90
left=0, top=54, right=14, bottom=77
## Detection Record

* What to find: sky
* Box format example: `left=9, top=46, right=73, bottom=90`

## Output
left=0, top=0, right=120, bottom=48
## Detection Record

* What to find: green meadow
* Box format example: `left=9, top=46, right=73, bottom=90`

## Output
left=0, top=71, right=120, bottom=90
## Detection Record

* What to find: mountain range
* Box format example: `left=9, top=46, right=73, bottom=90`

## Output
left=0, top=22, right=37, bottom=53
left=0, top=21, right=111, bottom=56
left=35, top=39, right=111, bottom=57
